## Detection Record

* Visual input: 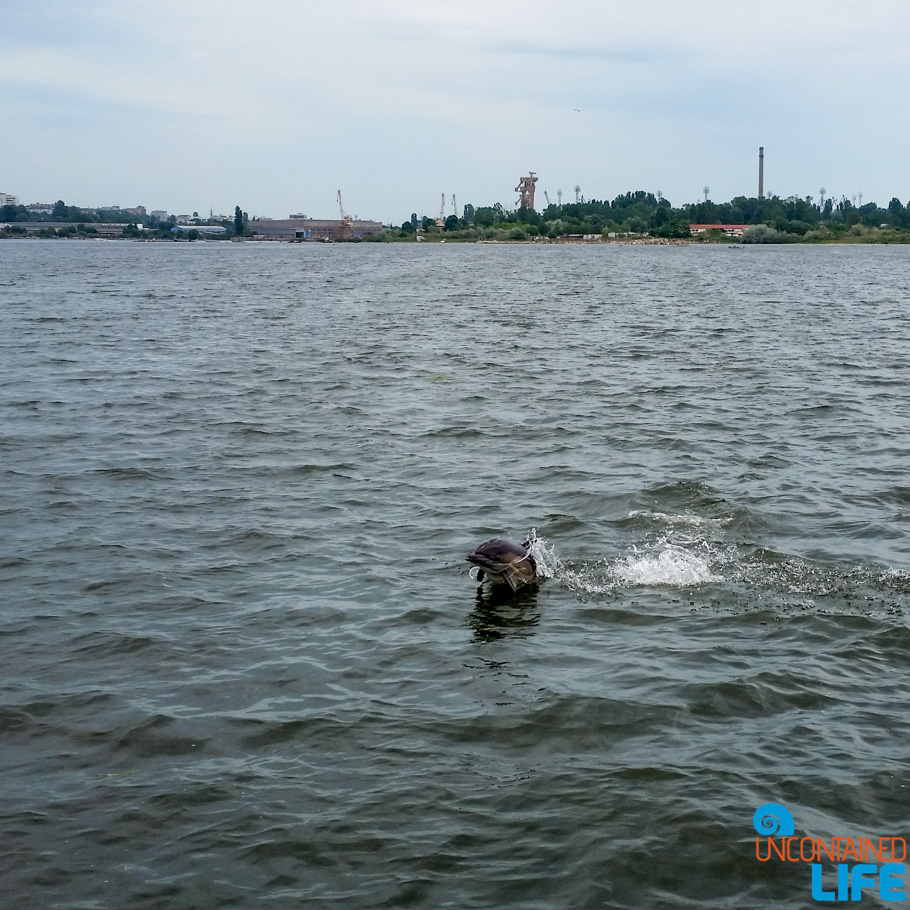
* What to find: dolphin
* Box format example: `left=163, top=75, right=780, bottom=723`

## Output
left=466, top=537, right=539, bottom=591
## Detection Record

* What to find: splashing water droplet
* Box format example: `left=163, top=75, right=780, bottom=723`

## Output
left=614, top=544, right=721, bottom=587
left=525, top=528, right=560, bottom=579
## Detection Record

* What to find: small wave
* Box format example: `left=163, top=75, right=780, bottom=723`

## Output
left=93, top=466, right=160, bottom=481
left=877, top=486, right=910, bottom=506
left=626, top=509, right=733, bottom=530
left=424, top=426, right=484, bottom=439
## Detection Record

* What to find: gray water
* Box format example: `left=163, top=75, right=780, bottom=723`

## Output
left=2, top=239, right=910, bottom=909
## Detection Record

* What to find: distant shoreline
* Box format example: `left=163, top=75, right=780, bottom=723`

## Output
left=3, top=235, right=910, bottom=247
left=4, top=232, right=910, bottom=246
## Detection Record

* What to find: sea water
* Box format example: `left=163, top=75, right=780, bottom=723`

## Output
left=2, top=239, right=909, bottom=908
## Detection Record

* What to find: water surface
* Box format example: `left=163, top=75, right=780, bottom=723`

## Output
left=2, top=240, right=909, bottom=908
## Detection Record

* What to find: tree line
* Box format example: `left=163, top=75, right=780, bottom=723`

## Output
left=0, top=200, right=151, bottom=224
left=388, top=190, right=910, bottom=241
left=0, top=200, right=252, bottom=239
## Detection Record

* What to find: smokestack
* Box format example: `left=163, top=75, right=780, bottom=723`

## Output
left=758, top=147, right=764, bottom=199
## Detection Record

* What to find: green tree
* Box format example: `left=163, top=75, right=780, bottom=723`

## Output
left=53, top=200, right=67, bottom=219
left=742, top=224, right=786, bottom=243
left=473, top=207, right=495, bottom=227
left=650, top=221, right=690, bottom=239
left=649, top=206, right=670, bottom=229
left=887, top=198, right=907, bottom=227
left=234, top=206, right=244, bottom=235
left=0, top=204, right=24, bottom=222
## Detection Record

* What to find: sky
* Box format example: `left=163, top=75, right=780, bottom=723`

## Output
left=2, top=0, right=909, bottom=222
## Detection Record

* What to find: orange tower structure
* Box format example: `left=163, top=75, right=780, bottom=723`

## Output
left=515, top=173, right=538, bottom=209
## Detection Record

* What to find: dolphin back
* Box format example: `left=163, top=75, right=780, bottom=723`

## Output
left=466, top=537, right=538, bottom=591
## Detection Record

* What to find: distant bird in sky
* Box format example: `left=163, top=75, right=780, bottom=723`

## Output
left=574, top=108, right=584, bottom=112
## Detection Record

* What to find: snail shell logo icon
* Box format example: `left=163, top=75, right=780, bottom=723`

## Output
left=753, top=802, right=795, bottom=836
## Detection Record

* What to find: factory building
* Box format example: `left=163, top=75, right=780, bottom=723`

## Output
left=0, top=222, right=139, bottom=236
left=688, top=224, right=750, bottom=237
left=248, top=218, right=384, bottom=241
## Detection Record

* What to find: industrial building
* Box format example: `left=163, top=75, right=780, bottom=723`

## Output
left=0, top=222, right=139, bottom=236
left=515, top=173, right=538, bottom=209
left=688, top=224, right=750, bottom=237
left=247, top=218, right=384, bottom=241
left=171, top=224, right=226, bottom=235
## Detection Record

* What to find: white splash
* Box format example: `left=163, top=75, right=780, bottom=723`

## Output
left=523, top=528, right=722, bottom=595
left=882, top=568, right=910, bottom=584
left=558, top=562, right=615, bottom=596
left=613, top=544, right=722, bottom=587
left=524, top=528, right=560, bottom=580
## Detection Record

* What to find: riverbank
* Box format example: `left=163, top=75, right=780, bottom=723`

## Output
left=4, top=226, right=910, bottom=245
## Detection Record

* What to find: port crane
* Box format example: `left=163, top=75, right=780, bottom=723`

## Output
left=337, top=190, right=354, bottom=238
left=435, top=193, right=446, bottom=228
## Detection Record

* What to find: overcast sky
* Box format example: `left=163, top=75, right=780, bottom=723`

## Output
left=2, top=1, right=908, bottom=221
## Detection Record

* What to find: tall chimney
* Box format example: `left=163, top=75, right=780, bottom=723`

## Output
left=758, top=147, right=764, bottom=199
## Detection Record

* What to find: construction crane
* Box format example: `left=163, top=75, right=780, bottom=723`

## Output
left=451, top=194, right=457, bottom=217
left=543, top=191, right=552, bottom=207
left=435, top=193, right=446, bottom=228
left=337, top=190, right=354, bottom=238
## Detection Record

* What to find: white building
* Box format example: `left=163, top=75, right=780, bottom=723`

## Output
left=0, top=192, right=20, bottom=206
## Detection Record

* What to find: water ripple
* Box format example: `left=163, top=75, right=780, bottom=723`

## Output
left=2, top=242, right=910, bottom=909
